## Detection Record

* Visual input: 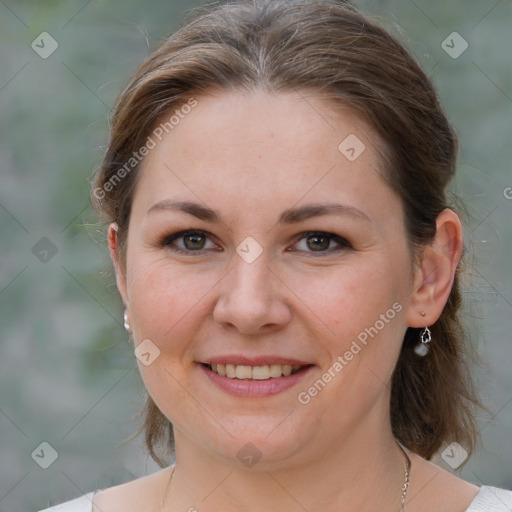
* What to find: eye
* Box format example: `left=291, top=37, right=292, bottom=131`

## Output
left=160, top=230, right=219, bottom=254
left=159, top=229, right=352, bottom=256
left=292, top=231, right=352, bottom=255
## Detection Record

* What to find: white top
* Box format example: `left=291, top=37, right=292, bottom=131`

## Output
left=38, top=485, right=512, bottom=511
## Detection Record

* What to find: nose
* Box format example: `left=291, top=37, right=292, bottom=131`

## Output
left=212, top=251, right=292, bottom=336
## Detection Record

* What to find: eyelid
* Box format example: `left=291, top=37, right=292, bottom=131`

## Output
left=159, top=229, right=352, bottom=255
left=291, top=231, right=352, bottom=253
left=159, top=229, right=220, bottom=254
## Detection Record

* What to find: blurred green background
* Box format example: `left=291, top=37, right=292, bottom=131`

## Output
left=0, top=1, right=510, bottom=510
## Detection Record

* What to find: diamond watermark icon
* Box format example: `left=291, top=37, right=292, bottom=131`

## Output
left=236, top=236, right=263, bottom=264
left=31, top=442, right=58, bottom=469
left=338, top=134, right=366, bottom=161
left=237, top=442, right=263, bottom=468
left=441, top=32, right=468, bottom=59
left=31, top=32, right=59, bottom=59
left=441, top=441, right=468, bottom=469
left=32, top=237, right=58, bottom=263
left=135, top=338, right=161, bottom=366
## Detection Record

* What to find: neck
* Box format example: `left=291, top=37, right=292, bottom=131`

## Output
left=164, top=411, right=409, bottom=512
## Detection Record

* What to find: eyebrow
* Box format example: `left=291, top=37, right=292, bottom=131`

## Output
left=146, top=200, right=371, bottom=224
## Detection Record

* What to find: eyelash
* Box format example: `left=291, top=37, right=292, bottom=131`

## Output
left=159, top=229, right=352, bottom=256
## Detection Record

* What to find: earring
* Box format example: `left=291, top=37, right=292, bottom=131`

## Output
left=414, top=312, right=431, bottom=356
left=123, top=311, right=132, bottom=333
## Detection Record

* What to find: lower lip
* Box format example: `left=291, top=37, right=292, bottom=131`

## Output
left=199, top=364, right=315, bottom=398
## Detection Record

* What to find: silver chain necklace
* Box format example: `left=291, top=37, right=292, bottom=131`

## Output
left=399, top=444, right=412, bottom=511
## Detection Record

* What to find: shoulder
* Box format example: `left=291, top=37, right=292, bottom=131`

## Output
left=38, top=467, right=172, bottom=512
left=38, top=492, right=96, bottom=512
left=92, top=466, right=173, bottom=512
left=406, top=452, right=479, bottom=511
left=466, top=485, right=512, bottom=511
left=407, top=452, right=512, bottom=511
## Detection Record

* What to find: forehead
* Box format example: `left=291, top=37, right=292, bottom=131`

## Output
left=131, top=89, right=397, bottom=222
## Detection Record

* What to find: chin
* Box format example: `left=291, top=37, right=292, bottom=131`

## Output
left=180, top=413, right=322, bottom=471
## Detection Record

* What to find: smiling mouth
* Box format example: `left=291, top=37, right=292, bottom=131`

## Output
left=206, top=363, right=307, bottom=380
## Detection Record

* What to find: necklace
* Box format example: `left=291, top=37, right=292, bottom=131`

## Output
left=399, top=443, right=412, bottom=511
left=160, top=465, right=175, bottom=510
left=160, top=444, right=412, bottom=511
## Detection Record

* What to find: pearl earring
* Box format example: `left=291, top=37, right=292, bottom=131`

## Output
left=123, top=311, right=132, bottom=333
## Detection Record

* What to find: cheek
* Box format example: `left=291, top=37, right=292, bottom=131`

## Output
left=296, top=261, right=407, bottom=430
left=296, top=255, right=408, bottom=399
left=126, top=257, right=212, bottom=418
left=286, top=257, right=405, bottom=342
left=126, top=256, right=214, bottom=347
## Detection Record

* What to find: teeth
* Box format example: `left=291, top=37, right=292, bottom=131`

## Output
left=269, top=364, right=282, bottom=378
left=235, top=365, right=252, bottom=379
left=252, top=366, right=270, bottom=380
left=226, top=364, right=236, bottom=378
left=210, top=363, right=304, bottom=380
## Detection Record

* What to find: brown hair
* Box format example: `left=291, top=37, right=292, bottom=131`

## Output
left=92, top=0, right=481, bottom=466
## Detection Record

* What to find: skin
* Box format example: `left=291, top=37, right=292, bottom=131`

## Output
left=96, top=90, right=479, bottom=511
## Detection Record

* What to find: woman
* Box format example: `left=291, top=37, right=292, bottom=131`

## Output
left=40, top=1, right=512, bottom=510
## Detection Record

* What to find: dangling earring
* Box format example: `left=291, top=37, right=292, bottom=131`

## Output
left=123, top=310, right=132, bottom=333
left=414, top=312, right=431, bottom=356
left=415, top=326, right=431, bottom=356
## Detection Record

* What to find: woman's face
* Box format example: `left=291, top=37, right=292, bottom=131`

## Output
left=116, top=90, right=419, bottom=468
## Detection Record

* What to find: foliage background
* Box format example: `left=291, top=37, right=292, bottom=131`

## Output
left=0, top=1, right=510, bottom=510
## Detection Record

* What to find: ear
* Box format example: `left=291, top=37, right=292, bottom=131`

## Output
left=406, top=208, right=463, bottom=328
left=108, top=223, right=129, bottom=307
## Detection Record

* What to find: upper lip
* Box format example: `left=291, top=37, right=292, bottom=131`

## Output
left=201, top=355, right=313, bottom=367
